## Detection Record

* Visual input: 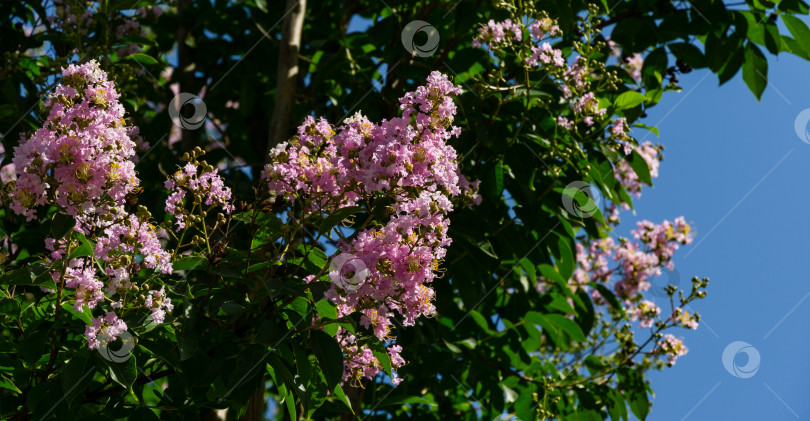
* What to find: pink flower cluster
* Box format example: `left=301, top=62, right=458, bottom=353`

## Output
left=145, top=286, right=174, bottom=324
left=9, top=61, right=174, bottom=349
left=529, top=17, right=560, bottom=40
left=524, top=18, right=565, bottom=69
left=165, top=162, right=235, bottom=231
left=557, top=217, right=693, bottom=304
left=472, top=19, right=523, bottom=49
left=628, top=300, right=661, bottom=328
left=11, top=60, right=140, bottom=221
left=85, top=311, right=128, bottom=350
left=614, top=141, right=661, bottom=198
left=63, top=264, right=104, bottom=311
left=654, top=333, right=688, bottom=364
left=527, top=43, right=565, bottom=68
left=265, top=72, right=475, bottom=385
left=611, top=117, right=627, bottom=138
left=94, top=213, right=173, bottom=275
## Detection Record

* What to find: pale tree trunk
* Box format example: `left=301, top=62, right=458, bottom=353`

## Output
left=266, top=0, right=307, bottom=160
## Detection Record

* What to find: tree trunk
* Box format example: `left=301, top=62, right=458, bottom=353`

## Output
left=266, top=0, right=307, bottom=159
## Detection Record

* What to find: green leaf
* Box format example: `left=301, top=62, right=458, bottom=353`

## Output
left=781, top=35, right=810, bottom=60
left=782, top=15, right=810, bottom=56
left=487, top=159, right=504, bottom=198
left=319, top=206, right=365, bottom=237
left=371, top=343, right=393, bottom=378
left=310, top=330, right=344, bottom=390
left=525, top=311, right=560, bottom=348
left=284, top=387, right=297, bottom=420
left=668, top=42, right=707, bottom=69
left=469, top=310, right=495, bottom=334
left=62, top=303, right=93, bottom=325
left=588, top=282, right=625, bottom=316
left=107, top=355, right=137, bottom=388
left=607, top=388, right=629, bottom=421
left=546, top=314, right=586, bottom=343
left=553, top=234, right=575, bottom=281
left=50, top=213, right=75, bottom=239
left=584, top=355, right=608, bottom=375
left=641, top=47, right=667, bottom=87
left=632, top=123, right=659, bottom=137
left=619, top=367, right=650, bottom=420
left=69, top=236, right=95, bottom=259
left=613, top=91, right=647, bottom=110
left=519, top=258, right=537, bottom=287
left=546, top=292, right=575, bottom=314
left=173, top=256, right=209, bottom=271
left=267, top=352, right=299, bottom=399
left=538, top=264, right=564, bottom=284
left=0, top=297, right=20, bottom=317
left=128, top=53, right=158, bottom=65
left=763, top=22, right=782, bottom=55
left=0, top=268, right=54, bottom=289
left=0, top=374, right=22, bottom=393
left=315, top=299, right=337, bottom=321
left=443, top=339, right=462, bottom=353
left=332, top=384, right=354, bottom=413
left=61, top=351, right=93, bottom=404
left=742, top=43, right=768, bottom=101
left=717, top=47, right=745, bottom=85
left=628, top=149, right=652, bottom=185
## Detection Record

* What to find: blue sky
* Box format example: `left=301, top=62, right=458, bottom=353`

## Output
left=619, top=50, right=810, bottom=420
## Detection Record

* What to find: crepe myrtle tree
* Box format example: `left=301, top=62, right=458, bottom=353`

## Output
left=0, top=0, right=806, bottom=420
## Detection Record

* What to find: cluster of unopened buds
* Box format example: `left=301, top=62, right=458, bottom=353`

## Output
left=8, top=60, right=174, bottom=351
left=265, top=71, right=479, bottom=385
